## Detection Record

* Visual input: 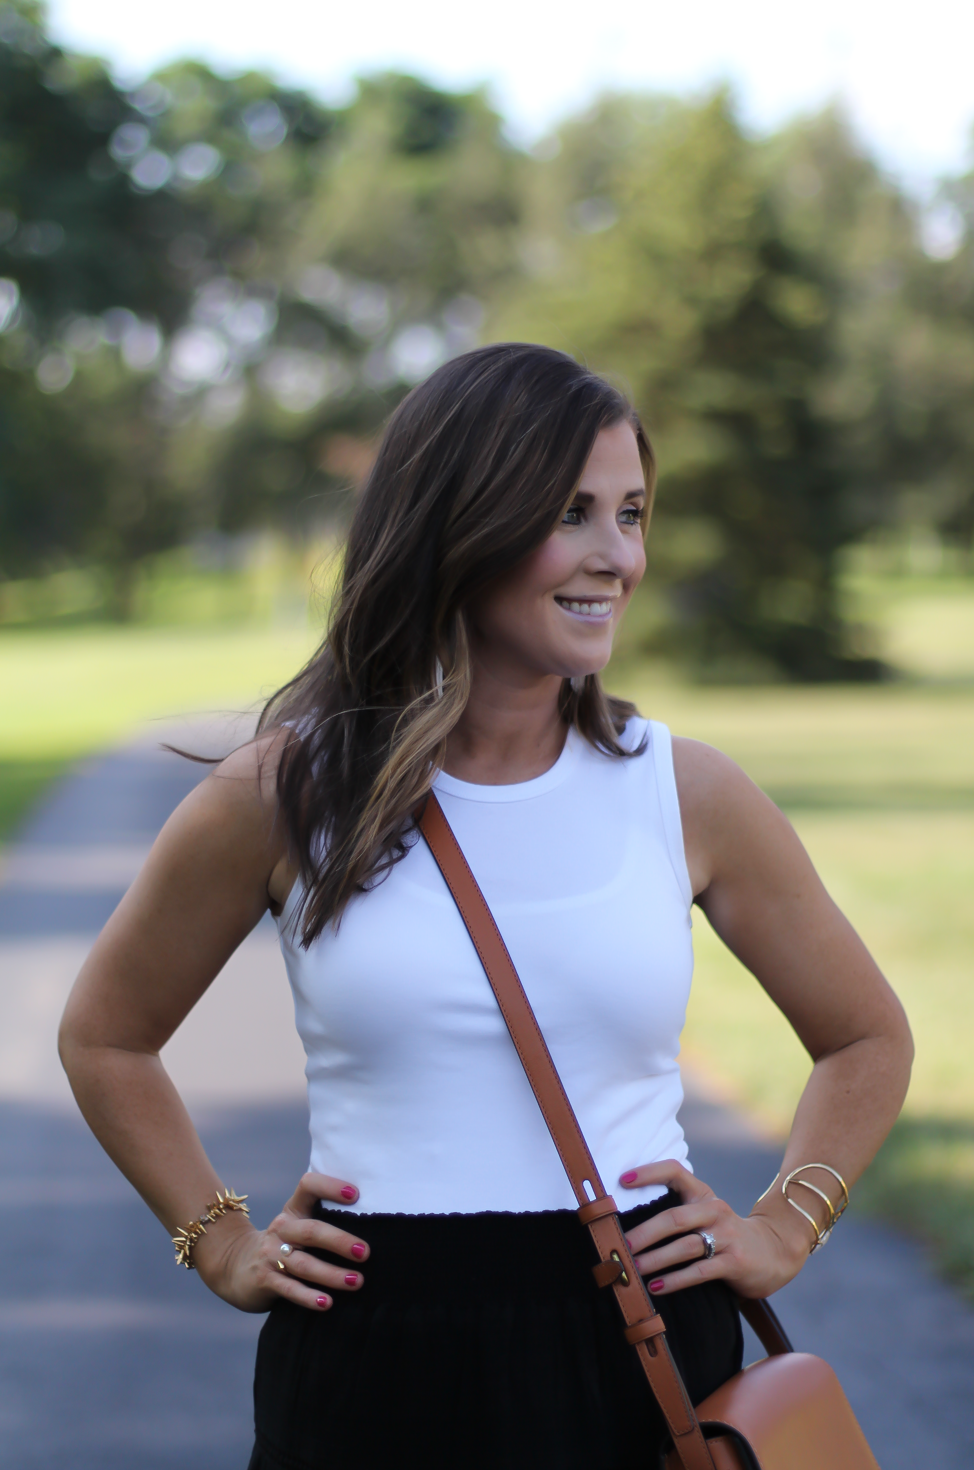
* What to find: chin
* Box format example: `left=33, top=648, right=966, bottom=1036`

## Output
left=566, top=655, right=612, bottom=680
left=545, top=636, right=614, bottom=680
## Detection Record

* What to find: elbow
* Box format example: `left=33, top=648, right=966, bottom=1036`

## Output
left=57, top=1012, right=83, bottom=1082
left=901, top=1018, right=916, bottom=1086
left=57, top=990, right=98, bottom=1083
left=902, top=1016, right=916, bottom=1070
left=893, top=990, right=915, bottom=1067
left=58, top=1003, right=161, bottom=1082
left=886, top=1001, right=915, bottom=1103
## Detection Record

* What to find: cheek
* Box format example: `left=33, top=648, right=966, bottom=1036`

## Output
left=629, top=542, right=647, bottom=588
left=523, top=537, right=577, bottom=595
left=490, top=540, right=574, bottom=618
left=471, top=554, right=555, bottom=642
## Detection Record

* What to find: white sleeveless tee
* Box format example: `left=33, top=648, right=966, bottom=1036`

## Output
left=276, top=718, right=695, bottom=1215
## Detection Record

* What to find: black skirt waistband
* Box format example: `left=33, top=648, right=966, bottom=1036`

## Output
left=309, top=1191, right=682, bottom=1306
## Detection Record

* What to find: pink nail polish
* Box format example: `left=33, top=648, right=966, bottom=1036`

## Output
left=620, top=1170, right=638, bottom=1185
left=316, top=1295, right=331, bottom=1308
left=344, top=1273, right=359, bottom=1286
left=340, top=1185, right=357, bottom=1201
left=649, top=1278, right=665, bottom=1293
left=350, top=1243, right=365, bottom=1259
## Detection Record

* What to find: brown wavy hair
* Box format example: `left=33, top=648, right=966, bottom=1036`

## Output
left=260, top=342, right=655, bottom=942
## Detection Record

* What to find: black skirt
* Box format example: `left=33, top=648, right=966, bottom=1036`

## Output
left=248, top=1190, right=742, bottom=1470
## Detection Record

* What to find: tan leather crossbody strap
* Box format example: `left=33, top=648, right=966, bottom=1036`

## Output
left=419, top=793, right=716, bottom=1470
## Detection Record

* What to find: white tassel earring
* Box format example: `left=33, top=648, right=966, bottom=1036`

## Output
left=570, top=674, right=586, bottom=694
left=434, top=659, right=445, bottom=699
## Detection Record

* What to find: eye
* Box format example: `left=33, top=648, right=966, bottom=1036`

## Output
left=620, top=504, right=645, bottom=526
left=562, top=504, right=584, bottom=526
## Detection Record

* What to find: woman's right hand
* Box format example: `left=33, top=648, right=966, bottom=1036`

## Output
left=193, top=1172, right=370, bottom=1313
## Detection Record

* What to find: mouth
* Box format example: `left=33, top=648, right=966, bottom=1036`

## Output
left=554, top=596, right=614, bottom=622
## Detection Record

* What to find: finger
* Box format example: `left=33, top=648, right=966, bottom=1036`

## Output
left=646, top=1255, right=722, bottom=1297
left=263, top=1226, right=363, bottom=1292
left=269, top=1266, right=334, bottom=1313
left=632, top=1230, right=716, bottom=1278
left=625, top=1198, right=727, bottom=1255
left=287, top=1171, right=359, bottom=1214
left=618, top=1159, right=714, bottom=1200
left=274, top=1214, right=370, bottom=1263
left=275, top=1249, right=365, bottom=1292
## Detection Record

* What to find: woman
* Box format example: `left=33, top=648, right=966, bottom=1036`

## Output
left=60, top=343, right=912, bottom=1469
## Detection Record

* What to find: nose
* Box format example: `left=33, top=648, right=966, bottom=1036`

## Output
left=584, top=516, right=642, bottom=584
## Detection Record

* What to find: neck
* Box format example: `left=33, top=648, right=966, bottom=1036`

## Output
left=443, top=660, right=568, bottom=786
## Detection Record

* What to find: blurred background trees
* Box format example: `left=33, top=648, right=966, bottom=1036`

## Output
left=1, top=0, right=972, bottom=674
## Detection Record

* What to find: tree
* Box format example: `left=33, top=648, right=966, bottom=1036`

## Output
left=0, top=10, right=525, bottom=580
left=491, top=91, right=890, bottom=679
left=764, top=107, right=974, bottom=569
left=0, top=8, right=337, bottom=591
left=176, top=71, right=525, bottom=538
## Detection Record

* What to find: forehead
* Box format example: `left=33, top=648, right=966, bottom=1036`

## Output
left=577, top=422, right=644, bottom=491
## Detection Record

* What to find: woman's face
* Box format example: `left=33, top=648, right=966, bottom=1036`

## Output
left=469, top=420, right=648, bottom=683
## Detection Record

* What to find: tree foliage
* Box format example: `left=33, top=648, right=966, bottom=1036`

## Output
left=1, top=2, right=972, bottom=675
left=491, top=93, right=974, bottom=677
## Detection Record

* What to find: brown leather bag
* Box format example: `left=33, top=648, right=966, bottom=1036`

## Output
left=419, top=793, right=880, bottom=1470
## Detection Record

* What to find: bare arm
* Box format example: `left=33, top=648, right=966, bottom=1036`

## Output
left=58, top=738, right=369, bottom=1312
left=623, top=738, right=913, bottom=1297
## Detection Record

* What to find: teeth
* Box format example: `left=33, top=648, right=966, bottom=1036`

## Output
left=559, top=598, right=610, bottom=615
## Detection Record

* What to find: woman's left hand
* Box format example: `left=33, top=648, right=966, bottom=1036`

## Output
left=619, top=1159, right=808, bottom=1300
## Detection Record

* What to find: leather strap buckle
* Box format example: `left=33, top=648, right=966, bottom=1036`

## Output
left=624, top=1315, right=668, bottom=1346
left=577, top=1194, right=618, bottom=1226
left=592, top=1250, right=630, bottom=1289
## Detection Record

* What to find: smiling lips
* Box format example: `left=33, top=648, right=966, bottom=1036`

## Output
left=555, top=596, right=613, bottom=620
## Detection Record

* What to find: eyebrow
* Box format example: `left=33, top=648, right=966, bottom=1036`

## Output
left=571, top=488, right=646, bottom=504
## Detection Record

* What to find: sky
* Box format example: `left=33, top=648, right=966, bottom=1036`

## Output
left=46, top=0, right=974, bottom=193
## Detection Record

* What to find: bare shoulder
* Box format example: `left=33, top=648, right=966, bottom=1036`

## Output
left=671, top=735, right=769, bottom=822
left=201, top=728, right=288, bottom=819
left=139, top=729, right=291, bottom=894
left=177, top=729, right=285, bottom=829
left=671, top=735, right=744, bottom=800
left=671, top=735, right=801, bottom=899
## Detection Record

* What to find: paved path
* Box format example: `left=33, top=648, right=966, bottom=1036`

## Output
left=1, top=731, right=972, bottom=1469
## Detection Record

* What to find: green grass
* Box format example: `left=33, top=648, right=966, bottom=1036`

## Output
left=0, top=535, right=339, bottom=631
left=0, top=757, right=74, bottom=843
left=0, top=541, right=338, bottom=847
left=842, top=570, right=974, bottom=682
left=0, top=542, right=338, bottom=848
left=0, top=621, right=317, bottom=842
left=0, top=622, right=318, bottom=759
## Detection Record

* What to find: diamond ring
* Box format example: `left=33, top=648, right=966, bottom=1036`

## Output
left=695, top=1229, right=717, bottom=1261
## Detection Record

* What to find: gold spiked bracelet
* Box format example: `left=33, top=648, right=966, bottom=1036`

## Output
left=172, top=1187, right=250, bottom=1269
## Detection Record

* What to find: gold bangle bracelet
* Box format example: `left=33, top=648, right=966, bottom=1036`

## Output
left=172, top=1187, right=250, bottom=1269
left=781, top=1164, right=849, bottom=1253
